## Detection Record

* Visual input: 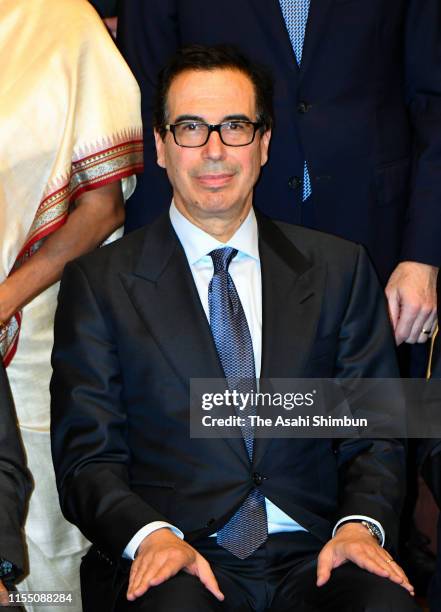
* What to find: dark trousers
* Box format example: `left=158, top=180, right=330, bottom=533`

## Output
left=82, top=532, right=421, bottom=612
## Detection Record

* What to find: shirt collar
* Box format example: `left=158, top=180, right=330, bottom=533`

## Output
left=169, top=201, right=259, bottom=265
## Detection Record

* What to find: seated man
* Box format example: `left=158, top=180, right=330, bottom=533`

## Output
left=51, top=45, right=419, bottom=611
left=0, top=362, right=31, bottom=595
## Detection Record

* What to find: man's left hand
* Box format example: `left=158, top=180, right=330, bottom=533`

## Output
left=0, top=580, right=8, bottom=605
left=316, top=523, right=414, bottom=595
left=385, top=261, right=438, bottom=345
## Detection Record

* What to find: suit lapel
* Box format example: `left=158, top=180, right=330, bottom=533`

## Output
left=249, top=0, right=334, bottom=80
left=253, top=214, right=327, bottom=467
left=247, top=0, right=300, bottom=75
left=299, top=0, right=334, bottom=80
left=122, top=214, right=249, bottom=464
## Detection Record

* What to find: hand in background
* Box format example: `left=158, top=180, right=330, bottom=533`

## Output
left=385, top=261, right=438, bottom=344
left=103, top=17, right=117, bottom=38
left=0, top=580, right=8, bottom=605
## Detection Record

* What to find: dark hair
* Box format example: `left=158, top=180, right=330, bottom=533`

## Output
left=153, top=44, right=274, bottom=139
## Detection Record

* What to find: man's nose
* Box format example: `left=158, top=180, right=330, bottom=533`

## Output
left=202, top=129, right=226, bottom=159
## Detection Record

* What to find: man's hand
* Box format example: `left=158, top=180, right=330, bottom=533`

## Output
left=127, top=528, right=224, bottom=602
left=103, top=17, right=117, bottom=38
left=0, top=579, right=8, bottom=605
left=316, top=523, right=414, bottom=595
left=385, top=261, right=438, bottom=345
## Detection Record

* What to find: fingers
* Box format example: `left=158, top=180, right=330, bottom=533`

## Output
left=386, top=287, right=400, bottom=334
left=393, top=299, right=419, bottom=345
left=0, top=581, right=8, bottom=606
left=347, top=547, right=414, bottom=596
left=128, top=553, right=187, bottom=600
left=127, top=555, right=170, bottom=600
left=126, top=535, right=224, bottom=603
left=127, top=541, right=191, bottom=601
left=369, top=552, right=415, bottom=596
left=393, top=300, right=437, bottom=345
left=186, top=554, right=225, bottom=601
left=407, top=307, right=437, bottom=344
left=316, top=546, right=334, bottom=587
left=415, top=313, right=438, bottom=344
left=322, top=526, right=415, bottom=597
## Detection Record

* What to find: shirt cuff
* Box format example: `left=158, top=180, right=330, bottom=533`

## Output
left=332, top=515, right=385, bottom=547
left=123, top=521, right=184, bottom=560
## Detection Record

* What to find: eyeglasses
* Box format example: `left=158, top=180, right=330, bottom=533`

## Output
left=165, top=120, right=263, bottom=147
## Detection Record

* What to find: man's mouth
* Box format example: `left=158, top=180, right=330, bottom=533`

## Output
left=195, top=173, right=235, bottom=188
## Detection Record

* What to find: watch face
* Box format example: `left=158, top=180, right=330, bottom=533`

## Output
left=0, top=559, right=13, bottom=578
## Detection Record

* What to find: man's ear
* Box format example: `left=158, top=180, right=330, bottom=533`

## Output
left=154, top=129, right=166, bottom=168
left=260, top=129, right=272, bottom=167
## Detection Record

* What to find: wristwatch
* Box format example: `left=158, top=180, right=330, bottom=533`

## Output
left=360, top=520, right=383, bottom=544
left=0, top=558, right=14, bottom=580
left=336, top=519, right=383, bottom=544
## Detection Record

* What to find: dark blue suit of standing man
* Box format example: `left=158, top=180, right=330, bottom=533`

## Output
left=118, top=0, right=440, bottom=350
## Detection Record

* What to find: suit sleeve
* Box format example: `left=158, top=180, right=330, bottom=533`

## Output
left=401, top=0, right=441, bottom=266
left=333, top=246, right=406, bottom=549
left=0, top=363, right=31, bottom=577
left=50, top=260, right=169, bottom=559
left=117, top=0, right=176, bottom=229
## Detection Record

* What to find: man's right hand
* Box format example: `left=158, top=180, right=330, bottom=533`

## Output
left=126, top=528, right=224, bottom=602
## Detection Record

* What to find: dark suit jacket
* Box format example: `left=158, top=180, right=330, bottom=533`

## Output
left=50, top=212, right=405, bottom=593
left=0, top=363, right=31, bottom=581
left=118, top=0, right=441, bottom=283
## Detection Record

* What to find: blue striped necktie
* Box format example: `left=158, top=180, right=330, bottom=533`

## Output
left=208, top=247, right=268, bottom=559
left=279, top=0, right=312, bottom=201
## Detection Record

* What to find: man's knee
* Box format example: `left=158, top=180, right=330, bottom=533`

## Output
left=357, top=578, right=420, bottom=612
left=116, top=571, right=222, bottom=612
left=337, top=568, right=420, bottom=612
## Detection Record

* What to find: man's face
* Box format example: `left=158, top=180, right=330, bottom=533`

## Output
left=155, top=68, right=271, bottom=226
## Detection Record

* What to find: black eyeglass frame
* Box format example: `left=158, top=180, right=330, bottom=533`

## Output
left=164, top=120, right=264, bottom=148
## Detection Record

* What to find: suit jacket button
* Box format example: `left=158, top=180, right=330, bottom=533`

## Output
left=288, top=176, right=302, bottom=190
left=297, top=101, right=310, bottom=113
left=253, top=472, right=264, bottom=486
left=206, top=518, right=215, bottom=527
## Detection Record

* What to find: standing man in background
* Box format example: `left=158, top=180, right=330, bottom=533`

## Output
left=118, top=0, right=440, bottom=344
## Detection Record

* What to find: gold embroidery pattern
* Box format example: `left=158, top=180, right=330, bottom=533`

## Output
left=2, top=136, right=143, bottom=366
left=0, top=313, right=21, bottom=368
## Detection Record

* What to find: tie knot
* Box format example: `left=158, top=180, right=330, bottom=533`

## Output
left=209, top=247, right=238, bottom=274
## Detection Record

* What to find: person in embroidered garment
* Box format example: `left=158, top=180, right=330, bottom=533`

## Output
left=0, top=0, right=142, bottom=609
left=51, top=45, right=418, bottom=611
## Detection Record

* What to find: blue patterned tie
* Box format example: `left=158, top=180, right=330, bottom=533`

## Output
left=279, top=0, right=312, bottom=201
left=208, top=247, right=268, bottom=559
